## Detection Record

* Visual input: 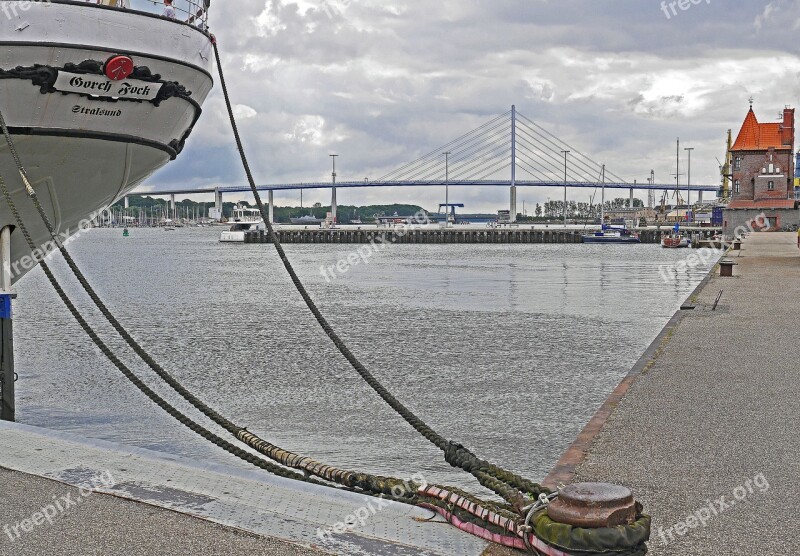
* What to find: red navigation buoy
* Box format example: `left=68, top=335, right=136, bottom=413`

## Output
left=104, top=55, right=134, bottom=81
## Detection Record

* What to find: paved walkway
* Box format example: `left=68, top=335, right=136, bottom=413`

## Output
left=0, top=421, right=499, bottom=556
left=572, top=232, right=799, bottom=554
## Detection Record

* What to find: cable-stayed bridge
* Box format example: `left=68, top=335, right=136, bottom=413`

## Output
left=132, top=106, right=718, bottom=222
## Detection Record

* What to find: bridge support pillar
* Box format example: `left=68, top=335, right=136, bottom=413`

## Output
left=629, top=188, right=634, bottom=207
left=1, top=226, right=15, bottom=423
left=213, top=188, right=223, bottom=221
left=124, top=196, right=129, bottom=209
left=331, top=187, right=337, bottom=225
left=510, top=186, right=517, bottom=223
left=268, top=190, right=274, bottom=224
left=699, top=191, right=703, bottom=203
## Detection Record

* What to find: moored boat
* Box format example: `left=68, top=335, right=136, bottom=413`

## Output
left=219, top=205, right=264, bottom=242
left=582, top=225, right=641, bottom=244
left=0, top=0, right=213, bottom=284
left=290, top=214, right=324, bottom=225
left=661, top=234, right=691, bottom=248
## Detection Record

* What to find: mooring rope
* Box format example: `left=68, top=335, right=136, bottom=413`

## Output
left=0, top=174, right=324, bottom=485
left=0, top=139, right=527, bottom=541
left=0, top=111, right=434, bottom=502
left=211, top=38, right=547, bottom=507
left=0, top=111, right=520, bottom=518
left=0, top=39, right=549, bottom=508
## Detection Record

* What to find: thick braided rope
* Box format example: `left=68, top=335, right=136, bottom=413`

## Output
left=0, top=176, right=318, bottom=484
left=0, top=112, right=429, bottom=499
left=212, top=39, right=547, bottom=506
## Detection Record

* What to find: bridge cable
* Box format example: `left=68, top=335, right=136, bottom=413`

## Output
left=517, top=113, right=628, bottom=183
left=514, top=120, right=608, bottom=180
left=374, top=116, right=509, bottom=183
left=385, top=119, right=510, bottom=184
left=446, top=143, right=510, bottom=182
left=421, top=124, right=511, bottom=178
left=212, top=39, right=547, bottom=507
left=375, top=112, right=509, bottom=181
left=374, top=112, right=510, bottom=183
left=515, top=129, right=595, bottom=181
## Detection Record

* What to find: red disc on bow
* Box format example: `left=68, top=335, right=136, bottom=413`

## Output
left=104, top=55, right=134, bottom=81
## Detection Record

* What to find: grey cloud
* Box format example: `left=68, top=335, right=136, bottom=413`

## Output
left=149, top=0, right=799, bottom=212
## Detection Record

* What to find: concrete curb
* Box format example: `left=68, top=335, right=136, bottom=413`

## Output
left=542, top=266, right=717, bottom=489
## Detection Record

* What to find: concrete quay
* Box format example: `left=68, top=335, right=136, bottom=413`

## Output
left=547, top=232, right=799, bottom=555
left=0, top=421, right=513, bottom=556
left=244, top=226, right=720, bottom=245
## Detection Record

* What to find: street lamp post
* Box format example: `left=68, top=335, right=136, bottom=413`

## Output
left=561, top=150, right=570, bottom=227
left=330, top=154, right=338, bottom=225
left=685, top=147, right=694, bottom=223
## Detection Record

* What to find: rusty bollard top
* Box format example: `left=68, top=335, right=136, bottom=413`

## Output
left=547, top=483, right=638, bottom=528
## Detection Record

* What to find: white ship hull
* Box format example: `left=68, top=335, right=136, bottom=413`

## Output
left=220, top=231, right=247, bottom=243
left=0, top=1, right=213, bottom=284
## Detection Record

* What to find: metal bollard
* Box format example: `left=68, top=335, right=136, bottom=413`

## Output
left=547, top=483, right=637, bottom=527
left=719, top=259, right=737, bottom=277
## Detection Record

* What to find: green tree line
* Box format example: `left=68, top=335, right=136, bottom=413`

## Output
left=113, top=196, right=426, bottom=223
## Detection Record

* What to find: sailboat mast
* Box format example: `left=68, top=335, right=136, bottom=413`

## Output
left=676, top=138, right=680, bottom=205
left=601, top=164, right=605, bottom=226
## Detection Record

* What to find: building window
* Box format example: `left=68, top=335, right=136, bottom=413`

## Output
left=768, top=181, right=775, bottom=191
left=734, top=179, right=740, bottom=193
left=734, top=157, right=742, bottom=170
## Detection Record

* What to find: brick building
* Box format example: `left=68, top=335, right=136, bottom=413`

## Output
left=723, top=106, right=799, bottom=234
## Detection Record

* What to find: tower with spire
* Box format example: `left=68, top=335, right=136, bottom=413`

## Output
left=728, top=102, right=795, bottom=208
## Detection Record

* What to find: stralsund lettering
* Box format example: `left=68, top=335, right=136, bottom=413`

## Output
left=72, top=105, right=122, bottom=117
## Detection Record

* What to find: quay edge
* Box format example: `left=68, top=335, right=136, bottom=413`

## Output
left=242, top=227, right=721, bottom=245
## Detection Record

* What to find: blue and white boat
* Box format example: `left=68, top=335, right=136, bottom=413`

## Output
left=581, top=168, right=641, bottom=244
left=582, top=224, right=641, bottom=244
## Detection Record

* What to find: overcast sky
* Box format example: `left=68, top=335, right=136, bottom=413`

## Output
left=140, top=0, right=800, bottom=212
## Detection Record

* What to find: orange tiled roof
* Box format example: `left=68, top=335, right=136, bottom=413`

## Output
left=732, top=108, right=788, bottom=151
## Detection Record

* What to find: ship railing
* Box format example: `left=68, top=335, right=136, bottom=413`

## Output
left=135, top=0, right=210, bottom=29
left=5, top=0, right=213, bottom=31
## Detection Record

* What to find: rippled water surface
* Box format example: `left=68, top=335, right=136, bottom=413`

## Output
left=15, top=228, right=715, bottom=494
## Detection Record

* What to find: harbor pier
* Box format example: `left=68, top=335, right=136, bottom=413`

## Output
left=243, top=227, right=721, bottom=245
left=545, top=232, right=800, bottom=554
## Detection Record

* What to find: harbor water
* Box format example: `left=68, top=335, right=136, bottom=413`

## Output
left=14, top=228, right=716, bottom=495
